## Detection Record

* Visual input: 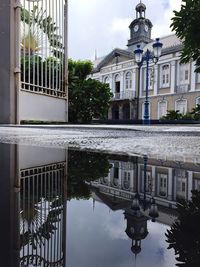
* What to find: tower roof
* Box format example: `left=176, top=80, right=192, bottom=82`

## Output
left=136, top=2, right=146, bottom=13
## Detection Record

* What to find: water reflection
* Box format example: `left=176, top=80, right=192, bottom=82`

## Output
left=0, top=144, right=200, bottom=267
left=68, top=150, right=110, bottom=200
left=88, top=153, right=200, bottom=265
left=20, top=162, right=66, bottom=266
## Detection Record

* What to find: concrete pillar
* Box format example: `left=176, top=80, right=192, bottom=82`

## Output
left=153, top=64, right=158, bottom=96
left=190, top=62, right=196, bottom=92
left=119, top=105, right=123, bottom=120
left=118, top=166, right=122, bottom=189
left=109, top=74, right=113, bottom=93
left=130, top=101, right=135, bottom=119
left=0, top=0, right=19, bottom=124
left=168, top=168, right=173, bottom=201
left=120, top=71, right=124, bottom=98
left=132, top=68, right=136, bottom=95
left=108, top=107, right=112, bottom=120
left=0, top=144, right=20, bottom=267
left=139, top=68, right=143, bottom=97
left=170, top=60, right=176, bottom=94
left=187, top=171, right=193, bottom=200
left=130, top=170, right=134, bottom=191
left=151, top=166, right=156, bottom=197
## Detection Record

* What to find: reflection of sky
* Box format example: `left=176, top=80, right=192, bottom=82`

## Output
left=66, top=199, right=176, bottom=267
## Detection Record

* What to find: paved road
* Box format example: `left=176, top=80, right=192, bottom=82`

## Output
left=0, top=124, right=200, bottom=163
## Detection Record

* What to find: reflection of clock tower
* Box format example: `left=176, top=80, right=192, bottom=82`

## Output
left=127, top=1, right=153, bottom=51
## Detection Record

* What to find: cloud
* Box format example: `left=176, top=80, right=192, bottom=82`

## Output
left=68, top=0, right=183, bottom=60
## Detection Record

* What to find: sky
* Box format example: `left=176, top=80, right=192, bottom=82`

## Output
left=68, top=0, right=182, bottom=61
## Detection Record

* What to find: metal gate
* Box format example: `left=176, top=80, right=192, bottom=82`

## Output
left=20, top=0, right=68, bottom=99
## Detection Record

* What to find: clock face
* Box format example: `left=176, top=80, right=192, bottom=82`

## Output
left=134, top=25, right=139, bottom=32
left=144, top=25, right=148, bottom=32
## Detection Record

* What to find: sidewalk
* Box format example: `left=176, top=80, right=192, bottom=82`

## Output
left=1, top=123, right=200, bottom=133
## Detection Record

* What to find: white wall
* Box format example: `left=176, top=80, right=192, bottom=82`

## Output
left=19, top=91, right=67, bottom=122
left=19, top=145, right=66, bottom=169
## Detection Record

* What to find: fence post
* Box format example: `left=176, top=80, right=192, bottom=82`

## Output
left=0, top=0, right=20, bottom=124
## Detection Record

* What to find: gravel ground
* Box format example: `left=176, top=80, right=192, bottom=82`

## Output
left=0, top=125, right=200, bottom=163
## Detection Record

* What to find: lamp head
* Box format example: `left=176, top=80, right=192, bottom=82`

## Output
left=134, top=45, right=143, bottom=64
left=153, top=38, right=163, bottom=60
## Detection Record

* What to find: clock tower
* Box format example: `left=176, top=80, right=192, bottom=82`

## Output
left=127, top=1, right=153, bottom=51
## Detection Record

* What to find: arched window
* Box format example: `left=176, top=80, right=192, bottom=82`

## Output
left=104, top=76, right=109, bottom=84
left=196, top=73, right=200, bottom=83
left=114, top=74, right=120, bottom=93
left=125, top=72, right=132, bottom=89
left=196, top=97, right=200, bottom=106
left=160, top=64, right=170, bottom=87
left=158, top=101, right=167, bottom=119
left=175, top=99, right=187, bottom=114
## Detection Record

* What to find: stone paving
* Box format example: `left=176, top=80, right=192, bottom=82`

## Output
left=0, top=125, right=200, bottom=163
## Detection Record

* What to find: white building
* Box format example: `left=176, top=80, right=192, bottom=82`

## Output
left=91, top=2, right=200, bottom=121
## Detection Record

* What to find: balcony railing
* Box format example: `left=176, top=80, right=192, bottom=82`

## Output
left=112, top=90, right=136, bottom=100
left=176, top=84, right=190, bottom=93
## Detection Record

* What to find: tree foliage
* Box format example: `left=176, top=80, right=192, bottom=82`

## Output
left=21, top=55, right=61, bottom=89
left=68, top=150, right=110, bottom=200
left=68, top=59, right=113, bottom=123
left=166, top=190, right=200, bottom=266
left=21, top=6, right=63, bottom=58
left=161, top=107, right=200, bottom=121
left=171, top=0, right=200, bottom=72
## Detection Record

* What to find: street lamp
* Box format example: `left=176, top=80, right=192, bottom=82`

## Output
left=134, top=38, right=163, bottom=125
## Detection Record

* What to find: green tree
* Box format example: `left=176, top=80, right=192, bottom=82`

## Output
left=171, top=0, right=200, bottom=72
left=68, top=59, right=113, bottom=123
left=161, top=110, right=182, bottom=120
left=190, top=104, right=200, bottom=120
left=21, top=6, right=63, bottom=57
left=166, top=190, right=200, bottom=266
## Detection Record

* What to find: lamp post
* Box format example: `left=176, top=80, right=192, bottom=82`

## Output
left=134, top=38, right=163, bottom=125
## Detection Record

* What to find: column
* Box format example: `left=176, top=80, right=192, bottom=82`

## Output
left=187, top=171, right=193, bottom=200
left=119, top=105, right=123, bottom=120
left=190, top=61, right=196, bottom=92
left=130, top=102, right=134, bottom=119
left=139, top=68, right=143, bottom=97
left=108, top=107, right=112, bottom=120
left=130, top=170, right=134, bottom=191
left=168, top=168, right=173, bottom=201
left=118, top=166, right=122, bottom=189
left=120, top=71, right=124, bottom=98
left=108, top=167, right=113, bottom=186
left=109, top=74, right=113, bottom=93
left=151, top=166, right=156, bottom=197
left=153, top=64, right=159, bottom=96
left=170, top=60, right=176, bottom=94
left=0, top=0, right=18, bottom=123
left=132, top=68, right=137, bottom=97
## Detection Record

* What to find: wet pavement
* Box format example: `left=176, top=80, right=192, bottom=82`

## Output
left=0, top=125, right=200, bottom=162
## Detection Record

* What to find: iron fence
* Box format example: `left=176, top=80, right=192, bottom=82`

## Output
left=20, top=0, right=68, bottom=99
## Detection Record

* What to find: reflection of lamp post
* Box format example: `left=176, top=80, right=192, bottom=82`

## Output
left=138, top=155, right=159, bottom=221
left=134, top=38, right=163, bottom=125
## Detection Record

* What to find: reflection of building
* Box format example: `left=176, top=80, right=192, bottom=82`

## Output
left=91, top=1, right=200, bottom=121
left=90, top=155, right=200, bottom=226
left=90, top=154, right=200, bottom=257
